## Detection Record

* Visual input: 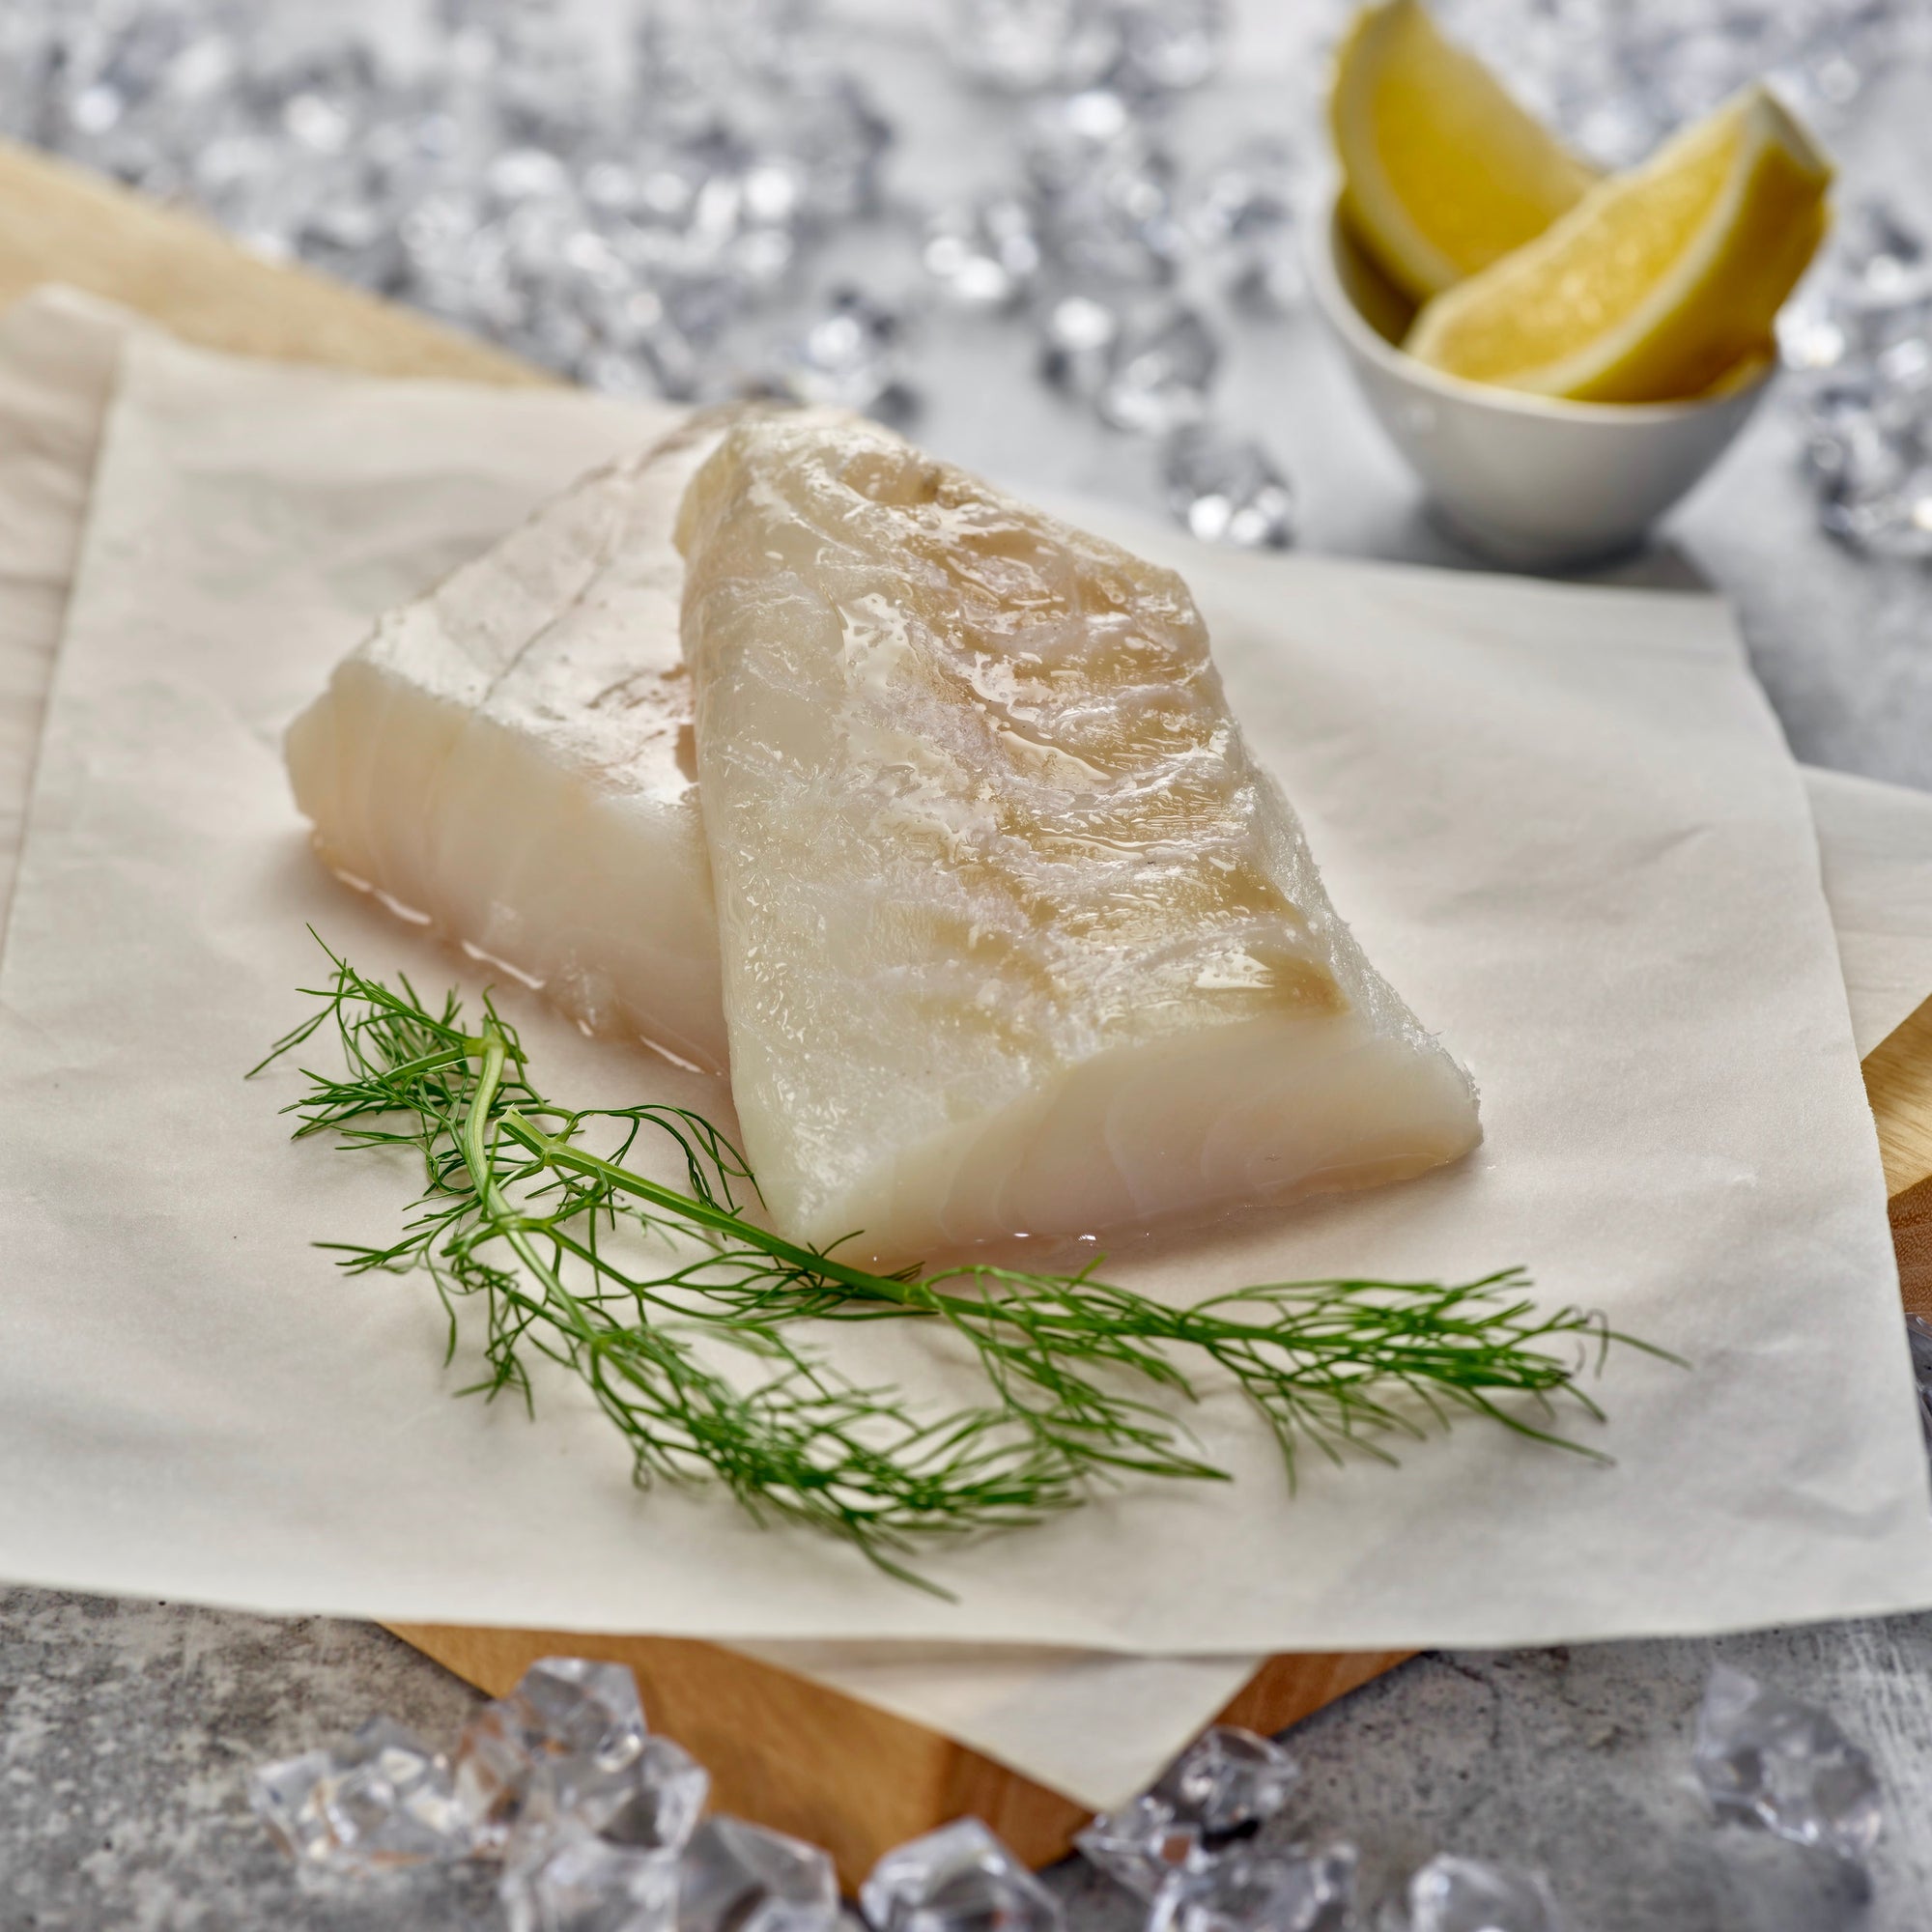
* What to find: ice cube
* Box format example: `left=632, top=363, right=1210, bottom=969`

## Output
left=1097, top=298, right=1217, bottom=432
left=1113, top=0, right=1230, bottom=94
left=454, top=1657, right=649, bottom=1853
left=1406, top=1853, right=1560, bottom=1932
left=1161, top=425, right=1295, bottom=550
left=861, top=1817, right=1062, bottom=1932
left=679, top=1815, right=840, bottom=1932
left=1038, top=292, right=1121, bottom=398
left=1076, top=1726, right=1300, bottom=1897
left=923, top=196, right=1043, bottom=308
left=1022, top=89, right=1147, bottom=194
left=505, top=1736, right=711, bottom=1869
left=1023, top=91, right=1179, bottom=288
left=1822, top=461, right=1932, bottom=562
left=503, top=1835, right=682, bottom=1932
left=1185, top=136, right=1304, bottom=310
left=1693, top=1662, right=1883, bottom=1862
left=774, top=288, right=907, bottom=412
left=940, top=0, right=1122, bottom=94
left=1148, top=1845, right=1354, bottom=1932
left=250, top=1716, right=472, bottom=1872
left=1834, top=197, right=1932, bottom=309
left=768, top=74, right=892, bottom=224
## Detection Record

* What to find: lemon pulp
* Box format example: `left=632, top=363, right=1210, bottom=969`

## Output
left=1405, top=84, right=1832, bottom=403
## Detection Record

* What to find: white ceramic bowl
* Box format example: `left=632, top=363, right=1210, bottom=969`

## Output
left=1305, top=196, right=1776, bottom=568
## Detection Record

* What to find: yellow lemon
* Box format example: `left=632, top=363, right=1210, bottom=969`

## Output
left=1406, top=85, right=1833, bottom=403
left=1330, top=0, right=1601, bottom=301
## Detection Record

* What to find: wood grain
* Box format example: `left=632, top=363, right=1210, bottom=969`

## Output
left=1889, top=1173, right=1932, bottom=1320
left=1866, top=994, right=1932, bottom=1202
left=7, top=134, right=1929, bottom=1882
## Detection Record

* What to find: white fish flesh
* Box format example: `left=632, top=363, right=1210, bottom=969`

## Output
left=285, top=414, right=728, bottom=1070
left=675, top=410, right=1481, bottom=1264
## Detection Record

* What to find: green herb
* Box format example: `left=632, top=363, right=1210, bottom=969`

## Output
left=256, top=935, right=1665, bottom=1590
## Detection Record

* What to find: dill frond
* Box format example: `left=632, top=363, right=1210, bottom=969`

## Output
left=255, top=935, right=1673, bottom=1589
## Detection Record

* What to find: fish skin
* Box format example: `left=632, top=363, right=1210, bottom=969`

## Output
left=285, top=412, right=739, bottom=1071
left=675, top=410, right=1482, bottom=1264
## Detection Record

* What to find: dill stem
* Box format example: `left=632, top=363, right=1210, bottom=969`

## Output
left=461, top=1027, right=603, bottom=1340
left=499, top=1106, right=869, bottom=1288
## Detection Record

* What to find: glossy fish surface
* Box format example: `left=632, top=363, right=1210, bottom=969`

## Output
left=676, top=411, right=1481, bottom=1264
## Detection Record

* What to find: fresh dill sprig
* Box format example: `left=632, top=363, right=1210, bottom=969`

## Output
left=255, top=935, right=1669, bottom=1589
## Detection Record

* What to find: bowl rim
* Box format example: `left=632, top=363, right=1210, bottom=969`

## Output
left=1303, top=187, right=1776, bottom=426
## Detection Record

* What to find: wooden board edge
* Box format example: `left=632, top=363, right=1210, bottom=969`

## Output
left=1867, top=993, right=1932, bottom=1203
left=1216, top=1645, right=1415, bottom=1736
left=1889, top=1172, right=1932, bottom=1320
left=0, top=137, right=546, bottom=387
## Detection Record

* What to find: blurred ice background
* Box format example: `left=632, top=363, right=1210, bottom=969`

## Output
left=0, top=0, right=1928, bottom=580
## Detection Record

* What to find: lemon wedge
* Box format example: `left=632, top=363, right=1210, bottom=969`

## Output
left=1406, top=85, right=1832, bottom=402
left=1330, top=0, right=1601, bottom=301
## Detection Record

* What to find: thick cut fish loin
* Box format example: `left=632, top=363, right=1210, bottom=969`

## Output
left=675, top=411, right=1482, bottom=1264
left=285, top=414, right=729, bottom=1070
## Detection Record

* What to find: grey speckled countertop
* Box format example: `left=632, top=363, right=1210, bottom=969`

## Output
left=5, top=9, right=1932, bottom=1931
left=9, top=1591, right=1932, bottom=1929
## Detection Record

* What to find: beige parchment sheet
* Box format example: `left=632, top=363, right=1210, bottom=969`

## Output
left=3, top=291, right=1932, bottom=1808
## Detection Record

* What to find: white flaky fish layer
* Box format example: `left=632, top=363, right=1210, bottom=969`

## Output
left=676, top=410, right=1481, bottom=1263
left=285, top=413, right=733, bottom=1071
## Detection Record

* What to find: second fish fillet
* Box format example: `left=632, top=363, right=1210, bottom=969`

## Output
left=676, top=411, right=1481, bottom=1265
left=285, top=415, right=730, bottom=1070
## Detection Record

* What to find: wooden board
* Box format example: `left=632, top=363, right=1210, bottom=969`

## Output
left=1864, top=998, right=1932, bottom=1319
left=0, top=140, right=543, bottom=385
left=1869, top=996, right=1932, bottom=1203
left=6, top=129, right=1931, bottom=1885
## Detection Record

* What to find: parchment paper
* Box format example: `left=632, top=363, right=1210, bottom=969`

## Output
left=0, top=288, right=127, bottom=928
left=3, top=326, right=1930, bottom=1688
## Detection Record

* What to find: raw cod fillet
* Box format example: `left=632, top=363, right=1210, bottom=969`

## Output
left=676, top=411, right=1482, bottom=1264
left=285, top=414, right=730, bottom=1070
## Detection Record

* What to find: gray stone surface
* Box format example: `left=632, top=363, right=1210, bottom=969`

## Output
left=9, top=1588, right=1932, bottom=1929
left=0, top=1588, right=492, bottom=1929
left=4, top=5, right=1932, bottom=1930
